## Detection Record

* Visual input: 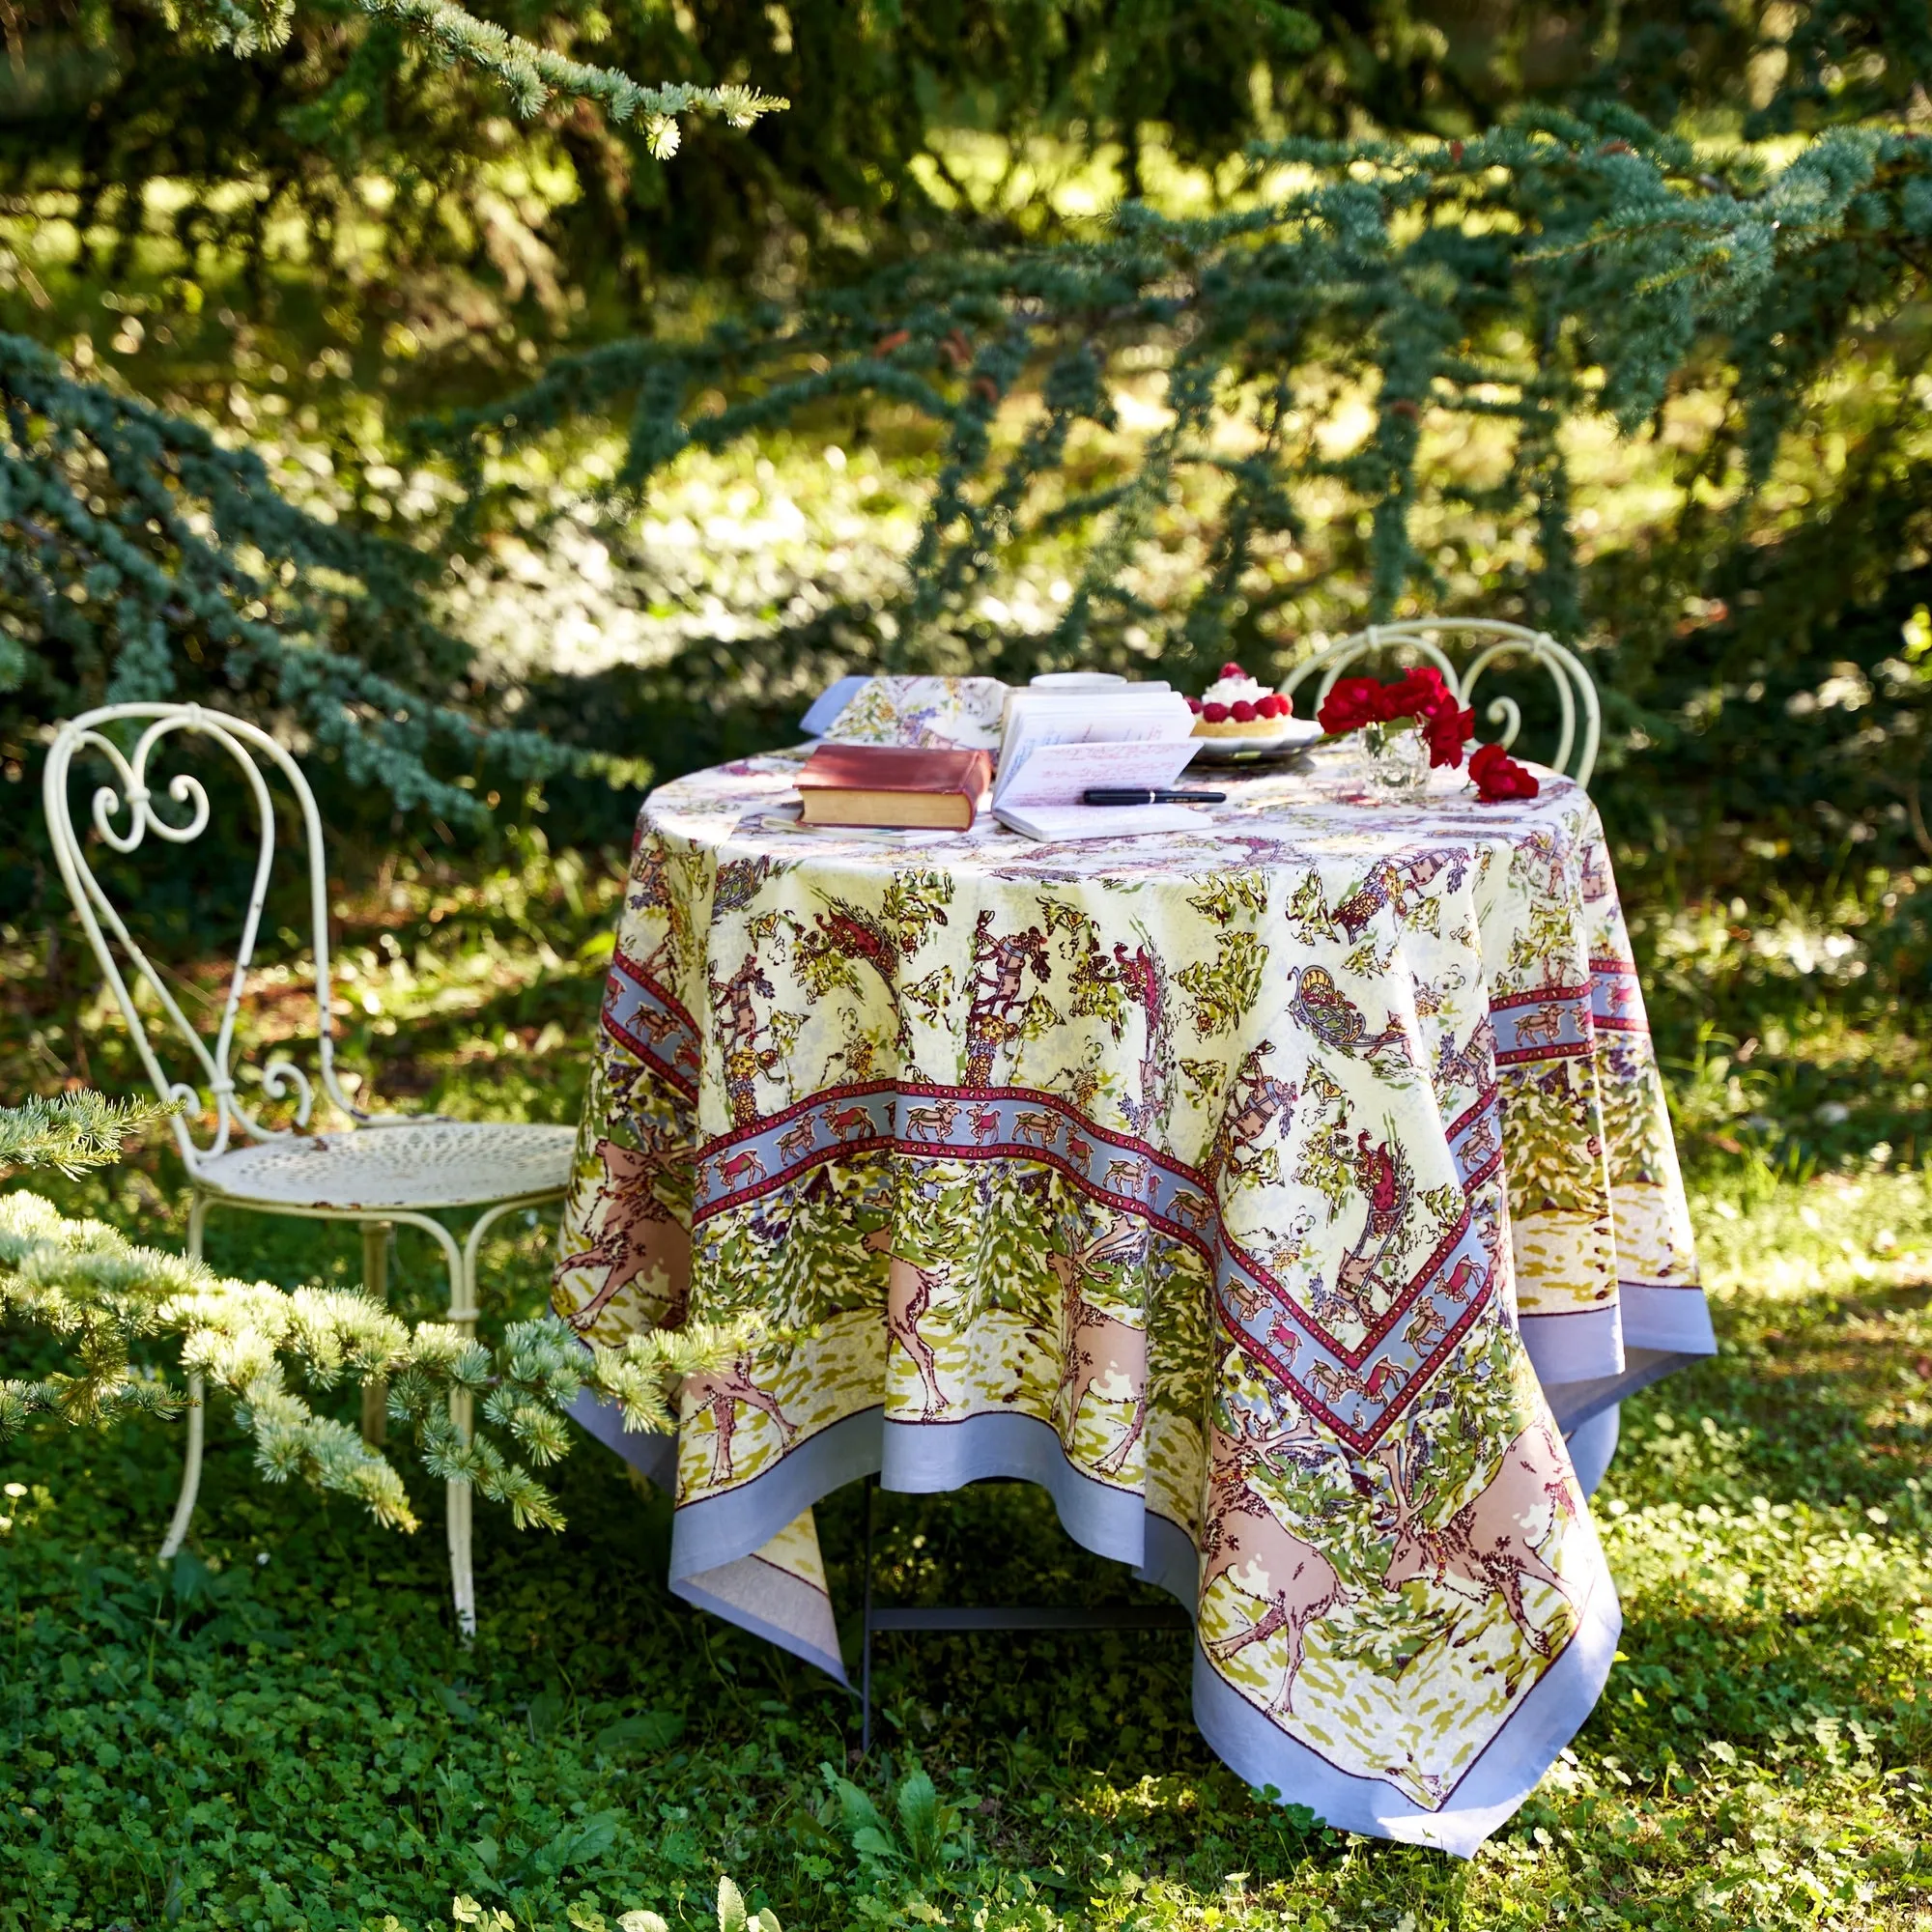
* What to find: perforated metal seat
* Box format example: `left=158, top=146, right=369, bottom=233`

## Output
left=199, top=1122, right=578, bottom=1212
left=42, top=701, right=580, bottom=1636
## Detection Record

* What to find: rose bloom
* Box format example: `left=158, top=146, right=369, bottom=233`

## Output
left=1375, top=667, right=1454, bottom=724
left=1424, top=702, right=1475, bottom=769
left=1469, top=741, right=1540, bottom=800
left=1318, top=677, right=1383, bottom=734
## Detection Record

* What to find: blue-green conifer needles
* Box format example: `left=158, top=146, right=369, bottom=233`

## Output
left=0, top=329, right=569, bottom=823
left=446, top=112, right=1932, bottom=675
left=183, top=0, right=785, bottom=136
left=1, top=4, right=782, bottom=822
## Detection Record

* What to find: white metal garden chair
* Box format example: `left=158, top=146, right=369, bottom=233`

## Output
left=1282, top=617, right=1602, bottom=784
left=42, top=703, right=578, bottom=1634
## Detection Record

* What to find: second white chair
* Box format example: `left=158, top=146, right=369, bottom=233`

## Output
left=43, top=702, right=578, bottom=1634
left=1281, top=617, right=1601, bottom=784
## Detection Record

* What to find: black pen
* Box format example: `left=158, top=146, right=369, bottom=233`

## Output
left=1081, top=787, right=1228, bottom=806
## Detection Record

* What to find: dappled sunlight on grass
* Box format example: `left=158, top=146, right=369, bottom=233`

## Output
left=1635, top=888, right=1932, bottom=1177
left=2, top=823, right=625, bottom=1150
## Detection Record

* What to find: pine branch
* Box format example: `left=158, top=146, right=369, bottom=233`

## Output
left=184, top=0, right=785, bottom=139
left=1, top=330, right=571, bottom=824
left=0, top=1094, right=184, bottom=1177
left=0, top=1191, right=749, bottom=1537
left=431, top=108, right=1932, bottom=666
left=366, top=0, right=782, bottom=140
left=1, top=0, right=785, bottom=833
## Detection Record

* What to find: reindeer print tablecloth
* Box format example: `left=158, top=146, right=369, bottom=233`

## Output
left=554, top=747, right=1713, bottom=1855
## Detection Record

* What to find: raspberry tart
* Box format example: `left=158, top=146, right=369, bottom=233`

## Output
left=1188, top=663, right=1296, bottom=739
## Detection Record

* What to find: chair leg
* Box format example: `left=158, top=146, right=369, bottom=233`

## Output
left=445, top=1228, right=481, bottom=1641
left=447, top=1386, right=476, bottom=1639
left=359, top=1220, right=391, bottom=1447
left=861, top=1474, right=876, bottom=1755
left=158, top=1194, right=211, bottom=1563
left=441, top=1197, right=537, bottom=1639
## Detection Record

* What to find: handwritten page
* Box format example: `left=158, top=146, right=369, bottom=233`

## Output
left=995, top=688, right=1196, bottom=803
left=993, top=738, right=1203, bottom=810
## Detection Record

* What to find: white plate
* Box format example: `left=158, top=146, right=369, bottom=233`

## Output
left=1029, top=671, right=1130, bottom=691
left=1186, top=718, right=1324, bottom=763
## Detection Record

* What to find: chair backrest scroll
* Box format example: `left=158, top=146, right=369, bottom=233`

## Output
left=42, top=701, right=366, bottom=1171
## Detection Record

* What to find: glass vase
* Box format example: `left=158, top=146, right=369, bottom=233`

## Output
left=1361, top=720, right=1431, bottom=795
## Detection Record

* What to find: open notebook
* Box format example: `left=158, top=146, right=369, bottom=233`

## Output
left=992, top=685, right=1204, bottom=838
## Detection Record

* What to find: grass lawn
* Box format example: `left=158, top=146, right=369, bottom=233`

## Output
left=3, top=841, right=1930, bottom=1930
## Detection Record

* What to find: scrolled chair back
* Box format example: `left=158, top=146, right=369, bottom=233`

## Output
left=1280, top=619, right=1601, bottom=786
left=41, top=701, right=375, bottom=1175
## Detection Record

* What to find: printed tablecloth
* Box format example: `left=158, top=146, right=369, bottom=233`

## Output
left=553, top=746, right=1713, bottom=1855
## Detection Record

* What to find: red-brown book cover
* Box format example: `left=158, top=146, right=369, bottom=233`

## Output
left=795, top=743, right=993, bottom=829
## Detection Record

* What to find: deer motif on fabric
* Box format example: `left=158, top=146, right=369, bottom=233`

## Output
left=863, top=1225, right=953, bottom=1417
left=1046, top=1210, right=1150, bottom=1476
left=555, top=1136, right=691, bottom=1325
left=1200, top=1406, right=1351, bottom=1716
left=687, top=1356, right=800, bottom=1485
left=1375, top=1425, right=1578, bottom=1654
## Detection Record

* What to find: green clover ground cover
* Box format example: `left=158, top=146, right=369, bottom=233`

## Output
left=2, top=848, right=1930, bottom=1930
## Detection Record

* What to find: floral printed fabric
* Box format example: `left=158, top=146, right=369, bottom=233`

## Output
left=815, top=674, right=1009, bottom=750
left=554, top=749, right=1712, bottom=1855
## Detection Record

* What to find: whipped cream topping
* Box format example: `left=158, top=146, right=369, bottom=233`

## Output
left=1201, top=670, right=1269, bottom=708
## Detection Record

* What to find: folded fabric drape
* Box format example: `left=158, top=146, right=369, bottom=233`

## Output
left=554, top=748, right=1712, bottom=1856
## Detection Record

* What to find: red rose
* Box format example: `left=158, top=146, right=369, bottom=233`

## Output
left=1202, top=701, right=1230, bottom=723
left=1231, top=699, right=1257, bottom=723
left=1469, top=741, right=1540, bottom=801
left=1424, top=702, right=1475, bottom=769
left=1376, top=666, right=1454, bottom=724
left=1318, top=677, right=1382, bottom=734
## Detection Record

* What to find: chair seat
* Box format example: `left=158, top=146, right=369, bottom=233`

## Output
left=196, top=1121, right=578, bottom=1212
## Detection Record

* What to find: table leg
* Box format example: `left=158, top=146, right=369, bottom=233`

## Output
left=860, top=1474, right=876, bottom=1756
left=854, top=1478, right=1187, bottom=1760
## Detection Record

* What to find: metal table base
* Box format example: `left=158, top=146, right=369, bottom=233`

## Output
left=856, top=1476, right=1191, bottom=1753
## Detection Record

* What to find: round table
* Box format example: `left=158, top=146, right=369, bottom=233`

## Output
left=554, top=746, right=1713, bottom=1855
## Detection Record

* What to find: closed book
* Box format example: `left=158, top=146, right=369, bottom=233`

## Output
left=795, top=743, right=993, bottom=830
